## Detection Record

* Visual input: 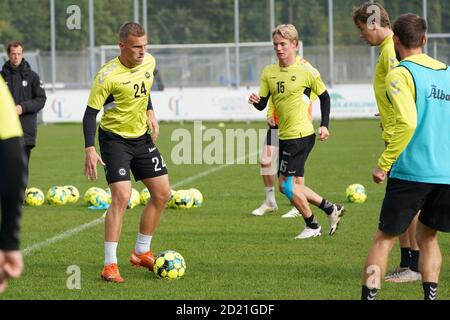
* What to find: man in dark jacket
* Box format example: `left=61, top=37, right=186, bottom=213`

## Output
left=0, top=41, right=46, bottom=184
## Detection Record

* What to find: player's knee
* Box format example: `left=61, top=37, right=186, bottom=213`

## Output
left=279, top=177, right=294, bottom=201
left=260, top=155, right=272, bottom=167
left=111, top=190, right=131, bottom=210
left=152, top=188, right=171, bottom=206
left=373, top=230, right=397, bottom=248
left=415, top=230, right=436, bottom=248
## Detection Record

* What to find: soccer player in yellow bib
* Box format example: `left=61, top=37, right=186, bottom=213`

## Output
left=353, top=2, right=420, bottom=283
left=83, top=22, right=171, bottom=282
left=0, top=75, right=26, bottom=293
left=249, top=24, right=345, bottom=239
left=361, top=14, right=450, bottom=300
left=252, top=56, right=317, bottom=219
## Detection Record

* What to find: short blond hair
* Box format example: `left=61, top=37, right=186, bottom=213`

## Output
left=272, top=24, right=299, bottom=45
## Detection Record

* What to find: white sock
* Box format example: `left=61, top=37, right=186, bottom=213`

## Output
left=265, top=187, right=276, bottom=205
left=135, top=233, right=152, bottom=255
left=104, top=241, right=118, bottom=266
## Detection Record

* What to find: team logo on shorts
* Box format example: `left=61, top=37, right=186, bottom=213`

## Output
left=291, top=76, right=296, bottom=82
left=118, top=168, right=127, bottom=176
left=145, top=72, right=151, bottom=78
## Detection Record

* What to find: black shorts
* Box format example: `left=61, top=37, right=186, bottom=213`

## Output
left=264, top=126, right=279, bottom=147
left=98, top=128, right=168, bottom=185
left=278, top=134, right=315, bottom=177
left=379, top=178, right=450, bottom=235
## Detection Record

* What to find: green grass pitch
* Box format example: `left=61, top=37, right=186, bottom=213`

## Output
left=2, top=120, right=449, bottom=300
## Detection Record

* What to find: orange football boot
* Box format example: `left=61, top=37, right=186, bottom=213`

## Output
left=130, top=251, right=155, bottom=271
left=100, top=263, right=124, bottom=283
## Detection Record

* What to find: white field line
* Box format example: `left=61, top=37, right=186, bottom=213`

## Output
left=23, top=211, right=107, bottom=256
left=22, top=151, right=259, bottom=256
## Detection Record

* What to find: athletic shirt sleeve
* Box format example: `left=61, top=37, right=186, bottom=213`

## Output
left=87, top=72, right=113, bottom=110
left=258, top=67, right=271, bottom=98
left=378, top=68, right=417, bottom=172
left=307, top=66, right=327, bottom=97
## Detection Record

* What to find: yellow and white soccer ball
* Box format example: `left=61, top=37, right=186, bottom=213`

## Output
left=128, top=188, right=141, bottom=209
left=140, top=187, right=151, bottom=205
left=84, top=187, right=109, bottom=206
left=46, top=186, right=68, bottom=205
left=172, top=190, right=194, bottom=209
left=24, top=187, right=45, bottom=206
left=63, top=185, right=80, bottom=204
left=346, top=184, right=367, bottom=204
left=153, top=250, right=186, bottom=280
left=188, top=188, right=203, bottom=207
left=84, top=187, right=103, bottom=204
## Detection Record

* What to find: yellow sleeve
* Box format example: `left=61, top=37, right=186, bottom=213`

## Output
left=380, top=50, right=399, bottom=143
left=377, top=68, right=417, bottom=172
left=0, top=77, right=23, bottom=140
left=87, top=73, right=113, bottom=110
left=381, top=108, right=396, bottom=143
left=307, top=67, right=326, bottom=96
left=258, top=67, right=270, bottom=98
left=267, top=97, right=275, bottom=119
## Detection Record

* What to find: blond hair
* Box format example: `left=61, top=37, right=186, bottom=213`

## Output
left=272, top=24, right=299, bottom=45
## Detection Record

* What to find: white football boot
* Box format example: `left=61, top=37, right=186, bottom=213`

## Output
left=328, top=204, right=345, bottom=235
left=385, top=268, right=421, bottom=283
left=281, top=207, right=301, bottom=218
left=251, top=201, right=278, bottom=216
left=294, top=226, right=322, bottom=239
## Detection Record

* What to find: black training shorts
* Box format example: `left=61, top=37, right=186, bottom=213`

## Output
left=278, top=134, right=315, bottom=177
left=98, top=128, right=168, bottom=185
left=264, top=125, right=279, bottom=147
left=379, top=178, right=450, bottom=235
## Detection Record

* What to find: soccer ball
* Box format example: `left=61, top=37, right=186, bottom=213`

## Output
left=140, top=187, right=151, bottom=205
left=172, top=190, right=194, bottom=209
left=84, top=187, right=109, bottom=207
left=346, top=184, right=367, bottom=204
left=189, top=188, right=203, bottom=207
left=128, top=188, right=141, bottom=209
left=104, top=188, right=112, bottom=204
left=24, top=187, right=45, bottom=206
left=153, top=250, right=186, bottom=280
left=166, top=189, right=177, bottom=208
left=63, top=185, right=80, bottom=204
left=84, top=187, right=104, bottom=203
left=46, top=186, right=68, bottom=205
